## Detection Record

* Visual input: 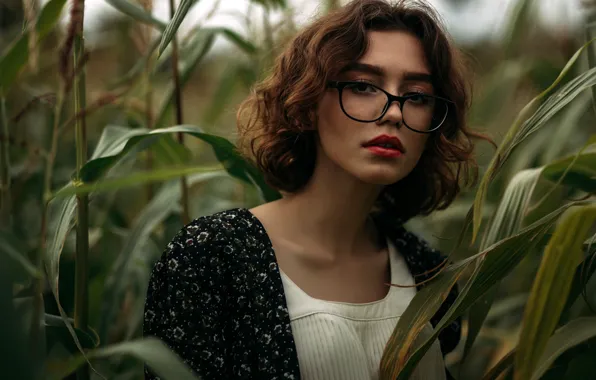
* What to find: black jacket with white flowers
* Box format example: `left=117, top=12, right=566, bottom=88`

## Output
left=143, top=208, right=460, bottom=379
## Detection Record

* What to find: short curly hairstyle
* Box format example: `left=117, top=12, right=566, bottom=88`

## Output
left=236, top=0, right=493, bottom=222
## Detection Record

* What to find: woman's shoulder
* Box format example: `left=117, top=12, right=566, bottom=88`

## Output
left=168, top=207, right=265, bottom=250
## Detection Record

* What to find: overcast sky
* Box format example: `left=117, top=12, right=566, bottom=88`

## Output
left=68, top=0, right=584, bottom=47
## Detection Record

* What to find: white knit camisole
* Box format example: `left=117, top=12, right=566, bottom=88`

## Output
left=279, top=237, right=446, bottom=380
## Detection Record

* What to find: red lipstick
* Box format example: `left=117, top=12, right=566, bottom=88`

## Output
left=363, top=135, right=404, bottom=158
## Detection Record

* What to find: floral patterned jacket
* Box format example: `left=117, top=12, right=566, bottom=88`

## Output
left=143, top=208, right=460, bottom=379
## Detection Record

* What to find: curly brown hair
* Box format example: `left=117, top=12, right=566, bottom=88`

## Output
left=236, top=0, right=494, bottom=222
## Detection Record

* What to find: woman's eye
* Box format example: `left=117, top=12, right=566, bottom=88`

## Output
left=347, top=82, right=377, bottom=94
left=405, top=92, right=429, bottom=104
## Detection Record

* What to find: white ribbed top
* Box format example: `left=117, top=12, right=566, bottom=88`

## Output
left=279, top=237, right=446, bottom=380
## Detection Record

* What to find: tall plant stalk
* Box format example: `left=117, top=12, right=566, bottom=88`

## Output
left=0, top=96, right=11, bottom=227
left=169, top=0, right=190, bottom=225
left=140, top=0, right=155, bottom=202
left=72, top=0, right=89, bottom=378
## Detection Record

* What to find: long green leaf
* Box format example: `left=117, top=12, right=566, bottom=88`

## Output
left=77, top=125, right=279, bottom=202
left=531, top=317, right=596, bottom=380
left=105, top=0, right=167, bottom=30
left=0, top=0, right=67, bottom=93
left=515, top=204, right=596, bottom=380
left=542, top=145, right=596, bottom=193
left=45, top=185, right=77, bottom=293
left=472, top=38, right=596, bottom=242
left=98, top=171, right=227, bottom=341
left=463, top=168, right=543, bottom=359
left=49, top=338, right=200, bottom=380
left=55, top=164, right=223, bottom=198
left=158, top=0, right=199, bottom=56
left=381, top=201, right=579, bottom=379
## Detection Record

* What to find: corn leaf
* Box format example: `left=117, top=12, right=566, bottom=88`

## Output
left=472, top=38, right=596, bottom=243
left=514, top=203, right=596, bottom=380
left=381, top=201, right=579, bottom=379
left=55, top=164, right=223, bottom=198
left=531, top=317, right=596, bottom=380
left=105, top=0, right=167, bottom=30
left=75, top=125, right=280, bottom=202
left=48, top=337, right=200, bottom=380
left=463, top=168, right=543, bottom=360
left=542, top=145, right=596, bottom=193
left=45, top=185, right=77, bottom=293
left=482, top=349, right=515, bottom=380
left=0, top=0, right=67, bottom=93
left=158, top=0, right=199, bottom=56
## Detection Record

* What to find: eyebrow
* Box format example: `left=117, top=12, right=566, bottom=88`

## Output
left=340, top=62, right=434, bottom=84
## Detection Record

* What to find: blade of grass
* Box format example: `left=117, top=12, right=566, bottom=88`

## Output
left=54, top=164, right=223, bottom=198
left=463, top=168, right=543, bottom=361
left=514, top=204, right=596, bottom=380
left=105, top=0, right=167, bottom=30
left=49, top=338, right=200, bottom=380
left=531, top=317, right=596, bottom=380
left=158, top=0, right=201, bottom=56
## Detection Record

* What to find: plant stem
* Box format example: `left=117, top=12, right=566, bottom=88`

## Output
left=0, top=96, right=11, bottom=227
left=73, top=0, right=89, bottom=378
left=169, top=0, right=190, bottom=225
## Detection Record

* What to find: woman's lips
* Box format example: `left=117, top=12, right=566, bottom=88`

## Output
left=365, top=146, right=403, bottom=158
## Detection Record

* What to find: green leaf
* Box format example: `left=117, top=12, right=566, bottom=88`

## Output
left=151, top=135, right=192, bottom=166
left=155, top=30, right=215, bottom=128
left=464, top=168, right=543, bottom=359
left=472, top=37, right=596, bottom=243
left=542, top=145, right=596, bottom=193
left=56, top=164, right=223, bottom=198
left=98, top=171, right=227, bottom=341
left=531, top=317, right=596, bottom=380
left=45, top=185, right=78, bottom=294
left=206, top=27, right=257, bottom=54
left=77, top=125, right=279, bottom=202
left=482, top=349, right=515, bottom=380
left=49, top=337, right=200, bottom=380
left=158, top=0, right=199, bottom=56
left=0, top=0, right=68, bottom=93
left=515, top=204, right=596, bottom=380
left=105, top=0, right=167, bottom=30
left=381, top=201, right=579, bottom=379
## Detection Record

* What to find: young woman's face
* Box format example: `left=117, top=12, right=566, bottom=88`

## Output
left=316, top=30, right=434, bottom=185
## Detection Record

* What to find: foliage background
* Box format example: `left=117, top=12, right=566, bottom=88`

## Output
left=1, top=0, right=595, bottom=379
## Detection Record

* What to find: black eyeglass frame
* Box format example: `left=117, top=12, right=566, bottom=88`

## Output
left=327, top=80, right=454, bottom=133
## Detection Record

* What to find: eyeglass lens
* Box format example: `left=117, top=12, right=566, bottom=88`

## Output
left=340, top=83, right=448, bottom=131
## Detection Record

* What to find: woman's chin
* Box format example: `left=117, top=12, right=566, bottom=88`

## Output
left=357, top=170, right=404, bottom=186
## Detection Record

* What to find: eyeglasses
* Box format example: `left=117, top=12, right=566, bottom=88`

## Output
left=327, top=80, right=453, bottom=133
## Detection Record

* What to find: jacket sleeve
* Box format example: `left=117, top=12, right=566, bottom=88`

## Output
left=143, top=218, right=229, bottom=379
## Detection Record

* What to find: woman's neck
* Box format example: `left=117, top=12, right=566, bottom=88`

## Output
left=272, top=150, right=385, bottom=260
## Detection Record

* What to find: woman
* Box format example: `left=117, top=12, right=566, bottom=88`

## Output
left=144, top=0, right=492, bottom=379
